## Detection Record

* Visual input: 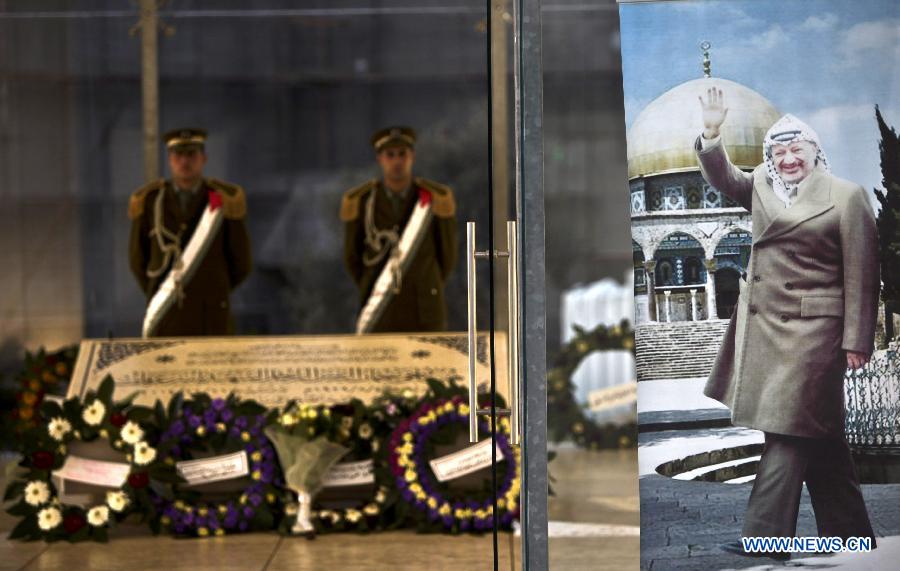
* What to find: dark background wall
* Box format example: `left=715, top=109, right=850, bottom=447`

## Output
left=0, top=0, right=630, bottom=366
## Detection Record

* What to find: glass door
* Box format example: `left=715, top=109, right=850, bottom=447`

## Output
left=0, top=0, right=547, bottom=569
left=465, top=0, right=546, bottom=568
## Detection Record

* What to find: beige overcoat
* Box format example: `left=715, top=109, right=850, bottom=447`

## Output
left=696, top=137, right=879, bottom=438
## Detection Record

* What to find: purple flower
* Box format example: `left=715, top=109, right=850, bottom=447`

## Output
left=242, top=506, right=254, bottom=518
left=187, top=415, right=201, bottom=428
left=248, top=494, right=263, bottom=507
left=221, top=409, right=234, bottom=422
left=238, top=521, right=248, bottom=532
left=234, top=417, right=248, bottom=429
left=171, top=421, right=185, bottom=435
left=212, top=398, right=226, bottom=411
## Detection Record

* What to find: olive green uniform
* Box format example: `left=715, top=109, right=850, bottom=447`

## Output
left=342, top=177, right=457, bottom=332
left=128, top=178, right=252, bottom=337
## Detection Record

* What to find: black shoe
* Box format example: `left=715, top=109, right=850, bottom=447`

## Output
left=720, top=541, right=791, bottom=561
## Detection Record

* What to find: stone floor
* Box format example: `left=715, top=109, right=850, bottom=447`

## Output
left=638, top=401, right=900, bottom=571
left=1, top=448, right=640, bottom=570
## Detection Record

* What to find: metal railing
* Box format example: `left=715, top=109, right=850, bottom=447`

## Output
left=845, top=349, right=900, bottom=449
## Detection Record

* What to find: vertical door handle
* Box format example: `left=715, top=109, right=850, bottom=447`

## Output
left=506, top=221, right=521, bottom=446
left=466, top=222, right=479, bottom=442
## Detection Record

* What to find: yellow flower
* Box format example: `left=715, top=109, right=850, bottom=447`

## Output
left=198, top=527, right=209, bottom=537
left=427, top=497, right=438, bottom=509
left=402, top=432, right=413, bottom=442
left=174, top=501, right=186, bottom=510
left=160, top=515, right=172, bottom=526
left=196, top=426, right=206, bottom=436
left=266, top=493, right=276, bottom=504
left=280, top=413, right=296, bottom=426
left=198, top=507, right=209, bottom=517
left=218, top=505, right=228, bottom=514
left=251, top=470, right=261, bottom=481
left=239, top=494, right=248, bottom=505
left=497, top=499, right=506, bottom=509
left=308, top=409, right=318, bottom=419
left=459, top=404, right=470, bottom=415
left=414, top=491, right=426, bottom=501
left=409, top=484, right=422, bottom=495
left=215, top=423, right=226, bottom=433
left=251, top=451, right=262, bottom=462
left=404, top=470, right=416, bottom=482
left=439, top=503, right=451, bottom=516
left=241, top=431, right=250, bottom=442
left=215, top=529, right=225, bottom=536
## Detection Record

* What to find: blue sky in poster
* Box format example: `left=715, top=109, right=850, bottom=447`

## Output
left=619, top=0, right=900, bottom=199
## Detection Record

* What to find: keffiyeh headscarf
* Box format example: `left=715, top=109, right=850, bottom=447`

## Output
left=763, top=114, right=831, bottom=207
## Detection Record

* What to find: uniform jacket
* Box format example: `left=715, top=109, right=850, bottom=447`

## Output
left=128, top=178, right=252, bottom=337
left=697, top=137, right=879, bottom=438
left=341, top=177, right=458, bottom=332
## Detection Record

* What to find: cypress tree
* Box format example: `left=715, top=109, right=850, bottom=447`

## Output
left=874, top=106, right=900, bottom=341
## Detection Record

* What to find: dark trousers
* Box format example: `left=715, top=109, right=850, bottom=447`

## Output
left=742, top=432, right=876, bottom=545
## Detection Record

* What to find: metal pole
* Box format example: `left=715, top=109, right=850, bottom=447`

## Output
left=139, top=0, right=160, bottom=182
left=519, top=0, right=548, bottom=568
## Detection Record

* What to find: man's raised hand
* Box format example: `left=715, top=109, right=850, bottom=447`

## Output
left=699, top=87, right=728, bottom=140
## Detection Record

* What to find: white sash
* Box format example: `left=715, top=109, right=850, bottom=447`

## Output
left=142, top=202, right=224, bottom=338
left=356, top=199, right=434, bottom=334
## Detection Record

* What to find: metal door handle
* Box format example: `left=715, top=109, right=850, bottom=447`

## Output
left=506, top=221, right=521, bottom=446
left=466, top=222, right=479, bottom=442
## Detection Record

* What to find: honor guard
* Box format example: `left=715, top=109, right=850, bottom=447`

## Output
left=128, top=128, right=252, bottom=337
left=342, top=126, right=458, bottom=333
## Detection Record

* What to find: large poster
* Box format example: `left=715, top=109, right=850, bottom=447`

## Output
left=619, top=1, right=900, bottom=569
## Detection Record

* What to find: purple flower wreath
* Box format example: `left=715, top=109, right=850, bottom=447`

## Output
left=151, top=394, right=281, bottom=537
left=387, top=396, right=521, bottom=532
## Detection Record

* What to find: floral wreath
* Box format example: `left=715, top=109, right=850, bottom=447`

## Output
left=152, top=393, right=282, bottom=537
left=548, top=321, right=638, bottom=449
left=273, top=400, right=393, bottom=534
left=9, top=345, right=78, bottom=434
left=386, top=392, right=520, bottom=533
left=4, top=376, right=173, bottom=542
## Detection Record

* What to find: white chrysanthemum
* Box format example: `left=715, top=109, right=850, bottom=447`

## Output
left=358, top=423, right=373, bottom=439
left=346, top=509, right=362, bottom=523
left=106, top=491, right=129, bottom=512
left=279, top=413, right=296, bottom=427
left=340, top=416, right=354, bottom=430
left=47, top=417, right=72, bottom=441
left=24, top=481, right=51, bottom=506
left=37, top=507, right=62, bottom=531
left=81, top=400, right=106, bottom=426
left=363, top=503, right=379, bottom=516
left=120, top=421, right=144, bottom=445
left=375, top=489, right=387, bottom=504
left=87, top=505, right=110, bottom=527
left=133, top=441, right=157, bottom=466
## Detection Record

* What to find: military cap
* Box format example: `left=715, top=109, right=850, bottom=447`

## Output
left=371, top=126, right=416, bottom=152
left=163, top=127, right=207, bottom=151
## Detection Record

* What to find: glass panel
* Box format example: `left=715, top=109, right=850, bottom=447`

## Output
left=542, top=1, right=640, bottom=569
left=0, top=1, right=517, bottom=567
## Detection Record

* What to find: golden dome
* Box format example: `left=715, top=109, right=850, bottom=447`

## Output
left=627, top=77, right=781, bottom=180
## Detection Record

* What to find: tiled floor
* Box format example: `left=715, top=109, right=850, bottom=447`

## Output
left=1, top=449, right=639, bottom=570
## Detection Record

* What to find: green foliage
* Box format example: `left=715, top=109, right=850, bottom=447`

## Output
left=874, top=106, right=900, bottom=319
